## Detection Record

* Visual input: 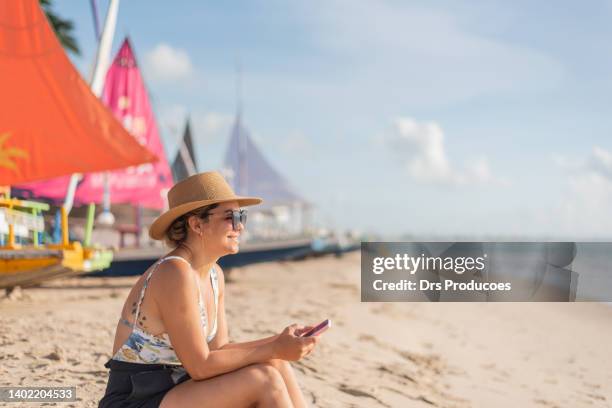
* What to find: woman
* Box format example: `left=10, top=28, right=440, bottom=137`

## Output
left=99, top=172, right=319, bottom=408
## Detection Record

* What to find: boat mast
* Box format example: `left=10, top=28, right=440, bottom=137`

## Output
left=63, top=0, right=120, bottom=222
left=90, top=0, right=120, bottom=97
left=90, top=0, right=101, bottom=41
left=236, top=59, right=248, bottom=196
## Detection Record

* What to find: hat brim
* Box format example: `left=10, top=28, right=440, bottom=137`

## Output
left=148, top=196, right=263, bottom=241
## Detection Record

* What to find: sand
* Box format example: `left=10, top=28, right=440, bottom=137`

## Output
left=1, top=251, right=611, bottom=407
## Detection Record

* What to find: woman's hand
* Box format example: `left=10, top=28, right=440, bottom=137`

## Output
left=272, top=324, right=319, bottom=361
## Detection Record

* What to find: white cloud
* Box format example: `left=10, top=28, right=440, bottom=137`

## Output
left=558, top=172, right=612, bottom=238
left=555, top=146, right=612, bottom=179
left=549, top=147, right=612, bottom=237
left=588, top=146, right=612, bottom=179
left=144, top=43, right=194, bottom=82
left=465, top=157, right=497, bottom=184
left=392, top=118, right=453, bottom=183
left=383, top=117, right=503, bottom=186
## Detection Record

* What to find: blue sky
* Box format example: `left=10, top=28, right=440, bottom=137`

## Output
left=54, top=0, right=612, bottom=238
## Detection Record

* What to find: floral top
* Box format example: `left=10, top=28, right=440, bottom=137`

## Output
left=112, top=256, right=219, bottom=365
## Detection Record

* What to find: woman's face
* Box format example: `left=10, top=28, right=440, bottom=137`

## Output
left=198, top=201, right=244, bottom=255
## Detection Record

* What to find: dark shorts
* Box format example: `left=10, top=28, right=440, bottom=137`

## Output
left=98, top=359, right=190, bottom=408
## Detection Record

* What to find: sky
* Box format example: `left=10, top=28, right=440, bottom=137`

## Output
left=54, top=0, right=612, bottom=238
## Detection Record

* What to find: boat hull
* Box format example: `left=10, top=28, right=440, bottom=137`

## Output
left=90, top=239, right=315, bottom=277
left=0, top=247, right=114, bottom=289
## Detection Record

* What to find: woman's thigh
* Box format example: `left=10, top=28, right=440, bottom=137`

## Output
left=159, top=363, right=285, bottom=408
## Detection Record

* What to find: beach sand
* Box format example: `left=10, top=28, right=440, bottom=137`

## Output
left=1, top=251, right=611, bottom=407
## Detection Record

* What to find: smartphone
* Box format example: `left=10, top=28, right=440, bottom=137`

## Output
left=301, top=319, right=331, bottom=337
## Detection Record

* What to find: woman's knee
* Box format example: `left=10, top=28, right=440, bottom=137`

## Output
left=248, top=363, right=286, bottom=391
left=265, top=359, right=290, bottom=372
left=160, top=365, right=288, bottom=408
left=247, top=364, right=292, bottom=406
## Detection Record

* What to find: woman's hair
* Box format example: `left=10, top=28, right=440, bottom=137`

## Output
left=164, top=203, right=219, bottom=248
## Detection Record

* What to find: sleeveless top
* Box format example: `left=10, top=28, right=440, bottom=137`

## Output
left=111, top=256, right=219, bottom=365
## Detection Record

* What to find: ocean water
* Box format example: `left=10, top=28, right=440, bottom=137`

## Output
left=571, top=243, right=612, bottom=301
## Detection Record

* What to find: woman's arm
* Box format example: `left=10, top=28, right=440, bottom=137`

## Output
left=201, top=324, right=317, bottom=380
left=155, top=262, right=317, bottom=380
left=154, top=263, right=274, bottom=380
left=219, top=334, right=279, bottom=350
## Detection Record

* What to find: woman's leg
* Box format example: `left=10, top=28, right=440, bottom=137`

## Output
left=265, top=359, right=309, bottom=408
left=160, top=363, right=293, bottom=408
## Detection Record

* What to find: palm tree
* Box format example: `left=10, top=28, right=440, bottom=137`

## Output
left=39, top=0, right=80, bottom=55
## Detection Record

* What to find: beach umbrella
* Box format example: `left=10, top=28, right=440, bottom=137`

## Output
left=0, top=0, right=157, bottom=186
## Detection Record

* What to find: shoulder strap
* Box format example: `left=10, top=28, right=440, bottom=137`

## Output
left=209, top=266, right=220, bottom=337
left=163, top=255, right=191, bottom=266
left=210, top=267, right=219, bottom=306
left=132, top=256, right=191, bottom=331
left=193, top=269, right=204, bottom=305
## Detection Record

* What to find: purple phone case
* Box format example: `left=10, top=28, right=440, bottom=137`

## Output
left=302, top=319, right=330, bottom=337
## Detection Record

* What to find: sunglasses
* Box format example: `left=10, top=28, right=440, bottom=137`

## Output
left=209, top=209, right=248, bottom=231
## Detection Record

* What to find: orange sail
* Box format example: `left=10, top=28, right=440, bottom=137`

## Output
left=0, top=0, right=157, bottom=185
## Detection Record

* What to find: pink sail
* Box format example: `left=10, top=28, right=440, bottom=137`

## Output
left=17, top=38, right=172, bottom=210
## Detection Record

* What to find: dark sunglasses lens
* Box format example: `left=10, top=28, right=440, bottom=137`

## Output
left=231, top=210, right=247, bottom=230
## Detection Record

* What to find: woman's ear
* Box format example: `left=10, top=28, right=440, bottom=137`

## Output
left=187, top=215, right=202, bottom=236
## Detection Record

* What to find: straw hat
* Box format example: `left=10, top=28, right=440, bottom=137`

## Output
left=149, top=171, right=262, bottom=240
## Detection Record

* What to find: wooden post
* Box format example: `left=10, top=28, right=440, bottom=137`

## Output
left=61, top=206, right=69, bottom=247
left=7, top=200, right=15, bottom=248
left=84, top=203, right=95, bottom=247
left=135, top=204, right=142, bottom=248
left=31, top=208, right=39, bottom=246
left=8, top=223, right=15, bottom=247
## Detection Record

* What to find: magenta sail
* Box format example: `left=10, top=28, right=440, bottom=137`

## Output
left=17, top=37, right=172, bottom=210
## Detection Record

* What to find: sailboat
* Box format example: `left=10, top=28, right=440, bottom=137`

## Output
left=16, top=38, right=173, bottom=211
left=0, top=8, right=155, bottom=185
left=15, top=37, right=174, bottom=251
left=171, top=118, right=198, bottom=183
left=222, top=113, right=311, bottom=239
left=0, top=0, right=156, bottom=288
left=222, top=112, right=358, bottom=257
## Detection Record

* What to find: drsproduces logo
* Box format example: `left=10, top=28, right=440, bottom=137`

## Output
left=361, top=242, right=612, bottom=302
